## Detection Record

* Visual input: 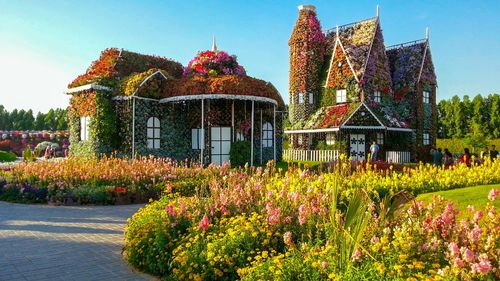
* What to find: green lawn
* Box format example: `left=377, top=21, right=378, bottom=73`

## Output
left=417, top=184, right=500, bottom=213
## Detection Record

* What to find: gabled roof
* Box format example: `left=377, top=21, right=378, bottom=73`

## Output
left=386, top=39, right=436, bottom=90
left=324, top=17, right=378, bottom=81
left=68, top=48, right=183, bottom=89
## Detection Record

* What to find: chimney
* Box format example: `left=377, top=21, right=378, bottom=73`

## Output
left=298, top=4, right=316, bottom=13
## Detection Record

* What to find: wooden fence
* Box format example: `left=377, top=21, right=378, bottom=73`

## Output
left=386, top=151, right=411, bottom=163
left=283, top=149, right=340, bottom=162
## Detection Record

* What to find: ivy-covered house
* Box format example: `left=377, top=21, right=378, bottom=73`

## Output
left=285, top=5, right=437, bottom=162
left=65, top=45, right=285, bottom=165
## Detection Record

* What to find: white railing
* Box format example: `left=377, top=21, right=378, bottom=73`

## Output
left=283, top=149, right=340, bottom=162
left=386, top=151, right=411, bottom=163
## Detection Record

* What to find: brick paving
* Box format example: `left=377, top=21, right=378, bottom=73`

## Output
left=0, top=201, right=156, bottom=281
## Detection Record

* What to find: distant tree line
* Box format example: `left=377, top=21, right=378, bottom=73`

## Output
left=438, top=94, right=500, bottom=139
left=0, top=105, right=68, bottom=130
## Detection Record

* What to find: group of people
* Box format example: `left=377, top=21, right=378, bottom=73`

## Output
left=431, top=145, right=498, bottom=167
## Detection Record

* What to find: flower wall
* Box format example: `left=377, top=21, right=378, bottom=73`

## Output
left=0, top=130, right=69, bottom=156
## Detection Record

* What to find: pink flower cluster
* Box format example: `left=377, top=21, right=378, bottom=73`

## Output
left=182, top=50, right=246, bottom=78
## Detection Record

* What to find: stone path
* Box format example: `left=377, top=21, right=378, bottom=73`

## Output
left=0, top=201, right=156, bottom=281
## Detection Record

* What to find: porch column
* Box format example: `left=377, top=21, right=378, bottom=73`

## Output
left=260, top=109, right=263, bottom=164
left=273, top=104, right=276, bottom=162
left=201, top=98, right=204, bottom=166
left=231, top=100, right=235, bottom=142
left=131, top=97, right=136, bottom=158
left=251, top=100, right=254, bottom=166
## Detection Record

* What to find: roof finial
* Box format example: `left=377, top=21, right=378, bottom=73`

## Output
left=336, top=25, right=339, bottom=36
left=425, top=27, right=430, bottom=40
left=376, top=5, right=380, bottom=17
left=211, top=36, right=218, bottom=52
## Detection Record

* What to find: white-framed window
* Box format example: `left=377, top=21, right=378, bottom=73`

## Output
left=326, top=133, right=335, bottom=145
left=147, top=117, right=160, bottom=149
left=374, top=91, right=381, bottom=103
left=262, top=122, right=273, bottom=148
left=423, top=91, right=430, bottom=104
left=80, top=116, right=91, bottom=141
left=191, top=128, right=204, bottom=149
left=336, top=89, right=347, bottom=103
left=297, top=135, right=303, bottom=146
left=423, top=133, right=430, bottom=145
left=298, top=93, right=304, bottom=104
left=377, top=132, right=384, bottom=145
left=309, top=93, right=314, bottom=104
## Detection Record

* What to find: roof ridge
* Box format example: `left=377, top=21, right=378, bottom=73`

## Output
left=323, top=16, right=377, bottom=34
left=386, top=38, right=427, bottom=50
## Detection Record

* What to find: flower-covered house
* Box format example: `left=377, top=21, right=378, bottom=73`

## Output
left=65, top=43, right=285, bottom=165
left=285, top=5, right=437, bottom=162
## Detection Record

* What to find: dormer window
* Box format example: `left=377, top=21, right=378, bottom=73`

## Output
left=336, top=89, right=347, bottom=103
left=298, top=93, right=304, bottom=104
left=423, top=133, right=430, bottom=145
left=423, top=91, right=430, bottom=104
left=309, top=93, right=314, bottom=104
left=374, top=91, right=381, bottom=103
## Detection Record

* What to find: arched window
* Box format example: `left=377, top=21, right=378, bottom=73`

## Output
left=147, top=117, right=160, bottom=149
left=262, top=122, right=273, bottom=148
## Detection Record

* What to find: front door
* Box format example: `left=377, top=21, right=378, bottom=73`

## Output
left=350, top=134, right=366, bottom=161
left=211, top=127, right=231, bottom=165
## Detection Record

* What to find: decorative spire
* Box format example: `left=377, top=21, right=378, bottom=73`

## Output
left=376, top=5, right=380, bottom=17
left=211, top=36, right=218, bottom=52
left=425, top=27, right=430, bottom=40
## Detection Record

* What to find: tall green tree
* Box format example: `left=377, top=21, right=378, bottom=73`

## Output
left=489, top=94, right=500, bottom=138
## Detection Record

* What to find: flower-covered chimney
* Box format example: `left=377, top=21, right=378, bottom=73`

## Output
left=288, top=4, right=325, bottom=124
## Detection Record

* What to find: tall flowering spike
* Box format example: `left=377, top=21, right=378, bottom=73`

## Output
left=289, top=5, right=325, bottom=125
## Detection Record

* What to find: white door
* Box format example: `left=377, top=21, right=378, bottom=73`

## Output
left=350, top=134, right=366, bottom=161
left=211, top=127, right=231, bottom=165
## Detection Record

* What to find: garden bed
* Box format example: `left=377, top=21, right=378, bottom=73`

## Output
left=123, top=159, right=500, bottom=280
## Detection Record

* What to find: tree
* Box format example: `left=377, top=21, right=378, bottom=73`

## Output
left=44, top=109, right=56, bottom=130
left=34, top=112, right=46, bottom=130
left=450, top=96, right=465, bottom=138
left=489, top=94, right=500, bottom=138
left=470, top=95, right=486, bottom=130
left=463, top=123, right=489, bottom=153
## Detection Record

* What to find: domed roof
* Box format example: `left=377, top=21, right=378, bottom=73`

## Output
left=183, top=49, right=246, bottom=78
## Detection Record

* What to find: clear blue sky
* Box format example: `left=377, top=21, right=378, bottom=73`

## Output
left=1, top=0, right=499, bottom=112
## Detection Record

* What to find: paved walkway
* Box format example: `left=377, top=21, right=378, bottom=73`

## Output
left=0, top=201, right=155, bottom=281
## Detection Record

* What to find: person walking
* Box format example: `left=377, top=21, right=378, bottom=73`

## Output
left=443, top=148, right=453, bottom=168
left=490, top=145, right=499, bottom=162
left=480, top=146, right=490, bottom=159
left=370, top=141, right=379, bottom=161
left=461, top=148, right=472, bottom=167
left=435, top=148, right=443, bottom=166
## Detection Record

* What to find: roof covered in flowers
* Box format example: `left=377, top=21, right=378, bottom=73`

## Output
left=183, top=50, right=246, bottom=78
left=288, top=103, right=357, bottom=130
left=162, top=75, right=285, bottom=109
left=324, top=18, right=378, bottom=80
left=68, top=48, right=183, bottom=88
left=386, top=40, right=436, bottom=91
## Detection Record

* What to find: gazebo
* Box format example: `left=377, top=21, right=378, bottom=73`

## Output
left=65, top=42, right=285, bottom=166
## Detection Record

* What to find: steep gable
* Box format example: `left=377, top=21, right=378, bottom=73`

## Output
left=418, top=45, right=437, bottom=85
left=361, top=23, right=392, bottom=96
left=386, top=40, right=428, bottom=93
left=325, top=43, right=356, bottom=88
left=342, top=103, right=385, bottom=127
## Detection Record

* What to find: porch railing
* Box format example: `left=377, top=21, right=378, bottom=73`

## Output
left=283, top=149, right=340, bottom=162
left=386, top=151, right=411, bottom=163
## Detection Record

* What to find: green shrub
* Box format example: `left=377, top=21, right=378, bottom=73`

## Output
left=229, top=140, right=251, bottom=167
left=0, top=150, right=17, bottom=162
left=22, top=146, right=36, bottom=162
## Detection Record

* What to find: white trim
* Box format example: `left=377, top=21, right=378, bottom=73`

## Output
left=273, top=104, right=276, bottom=162
left=284, top=128, right=340, bottom=134
left=131, top=97, right=136, bottom=158
left=251, top=100, right=255, bottom=166
left=160, top=94, right=278, bottom=106
left=360, top=18, right=379, bottom=81
left=341, top=102, right=385, bottom=128
left=64, top=84, right=112, bottom=94
left=324, top=39, right=338, bottom=87
left=417, top=39, right=429, bottom=83
left=337, top=39, right=360, bottom=83
left=340, top=125, right=385, bottom=129
left=201, top=99, right=204, bottom=166
left=138, top=70, right=169, bottom=88
left=386, top=127, right=414, bottom=132
left=112, top=95, right=159, bottom=102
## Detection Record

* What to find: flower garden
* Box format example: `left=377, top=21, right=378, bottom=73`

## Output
left=2, top=156, right=498, bottom=279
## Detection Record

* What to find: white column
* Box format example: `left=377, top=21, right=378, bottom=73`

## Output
left=201, top=98, right=204, bottom=166
left=231, top=100, right=235, bottom=142
left=273, top=104, right=276, bottom=162
left=131, top=97, right=136, bottom=159
left=251, top=100, right=254, bottom=166
left=260, top=109, right=263, bottom=165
